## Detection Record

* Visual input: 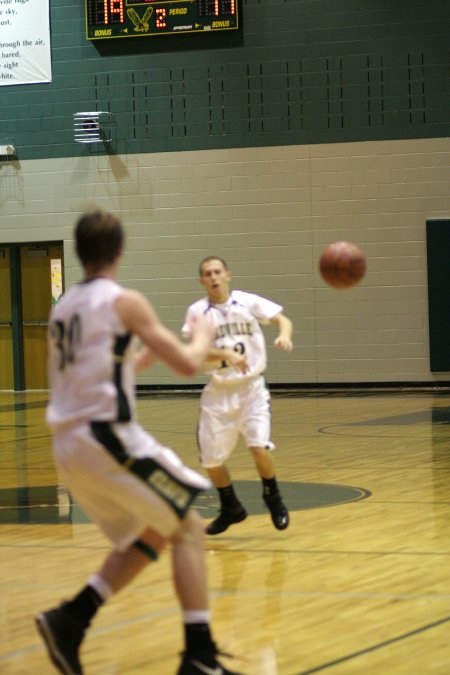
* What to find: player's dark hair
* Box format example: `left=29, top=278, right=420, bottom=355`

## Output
left=199, top=256, right=228, bottom=276
left=75, top=210, right=124, bottom=271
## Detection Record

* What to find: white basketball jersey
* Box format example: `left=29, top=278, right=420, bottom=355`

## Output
left=46, top=278, right=138, bottom=430
left=182, top=290, right=282, bottom=385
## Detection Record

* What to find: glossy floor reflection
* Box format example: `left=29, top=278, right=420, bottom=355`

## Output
left=1, top=389, right=450, bottom=674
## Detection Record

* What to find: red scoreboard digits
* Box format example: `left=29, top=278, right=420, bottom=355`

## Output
left=109, top=1, right=125, bottom=23
left=155, top=8, right=167, bottom=30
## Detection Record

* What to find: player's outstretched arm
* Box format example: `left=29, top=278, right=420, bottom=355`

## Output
left=115, top=290, right=214, bottom=376
left=271, top=313, right=293, bottom=352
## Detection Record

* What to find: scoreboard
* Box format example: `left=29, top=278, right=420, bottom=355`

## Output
left=85, top=0, right=240, bottom=40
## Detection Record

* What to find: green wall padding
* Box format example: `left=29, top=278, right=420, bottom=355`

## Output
left=0, top=0, right=449, bottom=159
left=426, top=219, right=450, bottom=372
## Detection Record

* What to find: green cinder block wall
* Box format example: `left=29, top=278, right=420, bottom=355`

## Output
left=0, top=0, right=448, bottom=159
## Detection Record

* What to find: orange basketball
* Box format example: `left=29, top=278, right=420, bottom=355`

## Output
left=319, top=241, right=366, bottom=289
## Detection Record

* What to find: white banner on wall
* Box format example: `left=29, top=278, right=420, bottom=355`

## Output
left=0, top=0, right=52, bottom=86
left=51, top=259, right=63, bottom=305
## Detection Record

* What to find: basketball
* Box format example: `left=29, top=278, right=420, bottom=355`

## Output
left=319, top=241, right=366, bottom=289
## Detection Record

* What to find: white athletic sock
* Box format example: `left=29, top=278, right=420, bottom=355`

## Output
left=88, top=573, right=113, bottom=602
left=183, top=610, right=211, bottom=624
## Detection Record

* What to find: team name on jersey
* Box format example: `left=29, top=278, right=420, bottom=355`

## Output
left=216, top=322, right=253, bottom=339
left=147, top=469, right=190, bottom=510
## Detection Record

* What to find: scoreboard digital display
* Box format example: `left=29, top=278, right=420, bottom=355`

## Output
left=86, top=0, right=239, bottom=40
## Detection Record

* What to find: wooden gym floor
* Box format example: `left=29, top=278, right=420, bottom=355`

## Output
left=0, top=389, right=449, bottom=674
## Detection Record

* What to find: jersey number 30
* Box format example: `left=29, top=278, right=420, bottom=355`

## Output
left=50, top=314, right=81, bottom=371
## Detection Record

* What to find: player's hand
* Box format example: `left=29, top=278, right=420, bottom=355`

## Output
left=134, top=346, right=158, bottom=373
left=274, top=335, right=293, bottom=352
left=225, top=349, right=248, bottom=373
left=188, top=314, right=216, bottom=343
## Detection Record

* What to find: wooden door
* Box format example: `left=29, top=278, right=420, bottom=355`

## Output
left=20, top=244, right=64, bottom=389
left=0, top=247, right=13, bottom=389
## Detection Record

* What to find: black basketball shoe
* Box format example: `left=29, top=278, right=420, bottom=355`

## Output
left=35, top=603, right=85, bottom=675
left=177, top=646, right=244, bottom=675
left=205, top=506, right=247, bottom=535
left=264, top=494, right=289, bottom=530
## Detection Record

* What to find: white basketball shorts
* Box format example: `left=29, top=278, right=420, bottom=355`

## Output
left=52, top=420, right=211, bottom=551
left=197, top=375, right=275, bottom=468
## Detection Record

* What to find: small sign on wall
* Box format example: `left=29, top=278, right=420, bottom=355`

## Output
left=51, top=259, right=62, bottom=306
left=0, top=0, right=52, bottom=86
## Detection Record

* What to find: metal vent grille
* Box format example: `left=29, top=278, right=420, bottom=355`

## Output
left=74, top=112, right=112, bottom=144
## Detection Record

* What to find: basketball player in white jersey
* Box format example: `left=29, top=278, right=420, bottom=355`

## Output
left=182, top=257, right=293, bottom=535
left=35, top=212, right=241, bottom=675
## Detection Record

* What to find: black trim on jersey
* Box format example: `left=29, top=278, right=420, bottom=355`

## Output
left=90, top=421, right=204, bottom=519
left=113, top=334, right=132, bottom=422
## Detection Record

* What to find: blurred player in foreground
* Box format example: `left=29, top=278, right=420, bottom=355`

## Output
left=35, top=212, right=242, bottom=675
left=183, top=257, right=293, bottom=535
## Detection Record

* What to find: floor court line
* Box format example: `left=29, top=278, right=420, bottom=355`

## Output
left=298, top=614, right=450, bottom=674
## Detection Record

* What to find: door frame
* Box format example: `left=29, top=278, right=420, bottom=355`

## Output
left=0, top=241, right=64, bottom=391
